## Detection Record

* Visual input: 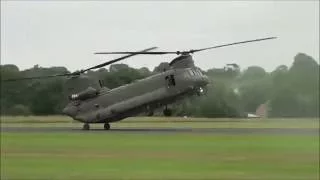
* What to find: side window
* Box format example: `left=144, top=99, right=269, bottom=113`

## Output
left=165, top=75, right=176, bottom=87
left=169, top=75, right=176, bottom=86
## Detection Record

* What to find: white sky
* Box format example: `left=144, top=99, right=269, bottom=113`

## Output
left=1, top=1, right=319, bottom=72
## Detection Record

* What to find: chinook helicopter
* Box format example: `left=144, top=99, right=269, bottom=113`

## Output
left=3, top=37, right=276, bottom=130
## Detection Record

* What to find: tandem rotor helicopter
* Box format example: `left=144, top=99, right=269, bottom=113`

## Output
left=3, top=37, right=276, bottom=130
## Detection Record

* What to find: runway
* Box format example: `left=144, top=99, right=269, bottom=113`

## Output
left=1, top=126, right=318, bottom=135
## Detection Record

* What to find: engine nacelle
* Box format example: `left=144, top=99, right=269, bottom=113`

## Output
left=69, top=87, right=99, bottom=101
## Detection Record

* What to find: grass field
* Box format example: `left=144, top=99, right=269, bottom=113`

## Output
left=1, top=116, right=318, bottom=128
left=1, top=116, right=319, bottom=180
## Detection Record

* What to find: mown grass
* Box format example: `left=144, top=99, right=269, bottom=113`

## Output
left=1, top=124, right=319, bottom=180
left=0, top=116, right=71, bottom=123
left=1, top=116, right=319, bottom=129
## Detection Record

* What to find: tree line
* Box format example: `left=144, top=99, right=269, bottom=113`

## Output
left=0, top=53, right=319, bottom=118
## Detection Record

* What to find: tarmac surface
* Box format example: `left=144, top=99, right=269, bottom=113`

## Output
left=1, top=126, right=318, bottom=135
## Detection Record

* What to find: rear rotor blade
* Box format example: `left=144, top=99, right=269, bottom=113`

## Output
left=94, top=51, right=175, bottom=55
left=84, top=47, right=158, bottom=72
left=1, top=47, right=158, bottom=82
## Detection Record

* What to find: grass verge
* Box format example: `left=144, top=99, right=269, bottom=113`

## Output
left=1, top=131, right=319, bottom=180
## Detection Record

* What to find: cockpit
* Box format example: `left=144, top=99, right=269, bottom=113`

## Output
left=182, top=68, right=208, bottom=87
left=186, top=68, right=204, bottom=77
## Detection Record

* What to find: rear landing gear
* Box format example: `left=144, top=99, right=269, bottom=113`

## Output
left=104, top=123, right=110, bottom=130
left=83, top=123, right=90, bottom=130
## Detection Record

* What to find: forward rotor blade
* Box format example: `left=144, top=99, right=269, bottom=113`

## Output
left=94, top=37, right=276, bottom=55
left=85, top=47, right=158, bottom=72
left=189, top=37, right=277, bottom=53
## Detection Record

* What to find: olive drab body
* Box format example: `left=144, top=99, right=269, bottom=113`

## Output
left=63, top=57, right=209, bottom=123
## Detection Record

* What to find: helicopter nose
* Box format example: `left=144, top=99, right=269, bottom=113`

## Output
left=63, top=105, right=78, bottom=117
left=195, top=74, right=209, bottom=87
left=201, top=75, right=209, bottom=86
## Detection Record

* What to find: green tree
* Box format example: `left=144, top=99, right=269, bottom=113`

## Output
left=30, top=79, right=65, bottom=115
left=7, top=104, right=31, bottom=116
left=236, top=66, right=271, bottom=113
left=269, top=53, right=319, bottom=117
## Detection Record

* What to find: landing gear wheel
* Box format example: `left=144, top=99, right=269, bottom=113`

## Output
left=163, top=108, right=172, bottom=117
left=104, top=123, right=110, bottom=130
left=83, top=123, right=90, bottom=130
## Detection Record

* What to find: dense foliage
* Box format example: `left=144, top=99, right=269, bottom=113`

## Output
left=0, top=53, right=319, bottom=117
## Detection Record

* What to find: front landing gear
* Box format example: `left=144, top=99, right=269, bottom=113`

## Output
left=83, top=123, right=90, bottom=130
left=104, top=123, right=110, bottom=130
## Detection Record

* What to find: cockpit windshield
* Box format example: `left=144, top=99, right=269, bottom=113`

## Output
left=185, top=68, right=204, bottom=78
left=188, top=69, right=196, bottom=76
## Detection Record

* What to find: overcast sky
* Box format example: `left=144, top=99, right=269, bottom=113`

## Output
left=1, top=1, right=319, bottom=72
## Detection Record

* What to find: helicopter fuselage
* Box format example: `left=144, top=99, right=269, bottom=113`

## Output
left=63, top=67, right=208, bottom=123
